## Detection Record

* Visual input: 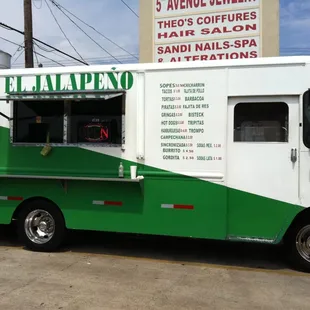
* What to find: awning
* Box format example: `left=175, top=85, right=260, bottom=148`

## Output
left=1, top=90, right=125, bottom=100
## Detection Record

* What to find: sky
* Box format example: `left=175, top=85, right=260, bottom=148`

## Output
left=0, top=0, right=309, bottom=68
left=281, top=0, right=310, bottom=56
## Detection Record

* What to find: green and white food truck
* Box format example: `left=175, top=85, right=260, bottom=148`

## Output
left=1, top=56, right=310, bottom=271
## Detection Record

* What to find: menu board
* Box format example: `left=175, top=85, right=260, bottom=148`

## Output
left=145, top=70, right=227, bottom=175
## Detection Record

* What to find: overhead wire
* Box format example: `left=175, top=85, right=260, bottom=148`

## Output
left=0, top=22, right=89, bottom=65
left=33, top=43, right=41, bottom=67
left=49, top=0, right=138, bottom=60
left=41, top=54, right=138, bottom=63
left=11, top=43, right=24, bottom=58
left=12, top=48, right=310, bottom=67
left=120, top=0, right=139, bottom=17
left=3, top=30, right=310, bottom=68
left=12, top=50, right=24, bottom=65
left=34, top=50, right=65, bottom=66
left=44, top=0, right=87, bottom=64
left=0, top=35, right=65, bottom=67
left=2, top=2, right=137, bottom=66
left=33, top=41, right=54, bottom=53
left=0, top=36, right=26, bottom=61
left=12, top=53, right=139, bottom=67
left=0, top=37, right=26, bottom=58
left=0, top=36, right=24, bottom=48
left=48, top=0, right=122, bottom=64
left=33, top=41, right=70, bottom=61
left=33, top=0, right=43, bottom=9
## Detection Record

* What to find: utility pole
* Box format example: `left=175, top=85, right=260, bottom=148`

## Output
left=24, top=0, right=34, bottom=68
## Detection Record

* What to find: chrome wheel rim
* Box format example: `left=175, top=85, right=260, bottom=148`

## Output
left=24, top=209, right=55, bottom=244
left=296, top=225, right=310, bottom=263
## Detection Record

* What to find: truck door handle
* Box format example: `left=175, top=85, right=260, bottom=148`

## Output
left=291, top=148, right=297, bottom=163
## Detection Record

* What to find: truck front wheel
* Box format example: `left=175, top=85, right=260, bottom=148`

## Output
left=17, top=199, right=66, bottom=252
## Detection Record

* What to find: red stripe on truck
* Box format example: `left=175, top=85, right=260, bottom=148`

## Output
left=8, top=196, right=24, bottom=201
left=174, top=204, right=194, bottom=210
left=161, top=204, right=194, bottom=210
left=92, top=200, right=123, bottom=206
left=105, top=201, right=123, bottom=206
left=0, top=196, right=23, bottom=201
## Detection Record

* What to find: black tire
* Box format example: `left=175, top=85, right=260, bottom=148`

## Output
left=285, top=220, right=310, bottom=272
left=17, top=199, right=66, bottom=252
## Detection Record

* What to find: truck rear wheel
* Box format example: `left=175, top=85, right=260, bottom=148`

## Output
left=17, top=199, right=66, bottom=252
left=285, top=220, right=310, bottom=272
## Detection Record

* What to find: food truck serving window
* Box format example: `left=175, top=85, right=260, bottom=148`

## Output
left=13, top=100, right=65, bottom=143
left=11, top=93, right=125, bottom=147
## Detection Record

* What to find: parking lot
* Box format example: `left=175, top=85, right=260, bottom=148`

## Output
left=1, top=225, right=310, bottom=310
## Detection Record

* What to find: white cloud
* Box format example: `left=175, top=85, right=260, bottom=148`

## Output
left=280, top=0, right=310, bottom=52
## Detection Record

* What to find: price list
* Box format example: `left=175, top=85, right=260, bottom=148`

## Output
left=159, top=82, right=223, bottom=162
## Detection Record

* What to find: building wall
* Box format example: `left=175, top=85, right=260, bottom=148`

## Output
left=261, top=0, right=279, bottom=57
left=139, top=0, right=279, bottom=63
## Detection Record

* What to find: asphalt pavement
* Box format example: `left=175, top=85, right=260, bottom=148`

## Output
left=0, top=225, right=310, bottom=310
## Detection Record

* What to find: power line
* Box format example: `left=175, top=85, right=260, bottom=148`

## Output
left=34, top=50, right=65, bottom=66
left=44, top=0, right=86, bottom=63
left=13, top=52, right=138, bottom=64
left=0, top=22, right=89, bottom=65
left=48, top=0, right=122, bottom=64
left=12, top=53, right=139, bottom=67
left=0, top=36, right=26, bottom=62
left=12, top=50, right=24, bottom=65
left=11, top=42, right=24, bottom=58
left=0, top=35, right=66, bottom=67
left=33, top=0, right=43, bottom=9
left=0, top=36, right=24, bottom=48
left=33, top=43, right=41, bottom=66
left=14, top=56, right=137, bottom=68
left=33, top=41, right=70, bottom=61
left=120, top=0, right=139, bottom=18
left=12, top=56, right=136, bottom=68
left=33, top=41, right=54, bottom=53
left=49, top=0, right=138, bottom=60
left=32, top=41, right=69, bottom=60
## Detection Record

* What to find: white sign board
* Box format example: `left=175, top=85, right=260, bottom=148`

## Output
left=145, top=69, right=227, bottom=176
left=154, top=0, right=261, bottom=62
